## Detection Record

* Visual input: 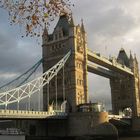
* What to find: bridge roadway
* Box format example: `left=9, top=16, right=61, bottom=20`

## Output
left=0, top=110, right=67, bottom=119
left=87, top=49, right=134, bottom=76
left=0, top=109, right=131, bottom=127
left=0, top=109, right=127, bottom=120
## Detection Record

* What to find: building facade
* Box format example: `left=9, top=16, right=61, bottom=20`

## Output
left=42, top=15, right=88, bottom=112
left=110, top=49, right=140, bottom=117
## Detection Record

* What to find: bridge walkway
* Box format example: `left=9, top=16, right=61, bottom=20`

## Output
left=87, top=49, right=134, bottom=76
left=0, top=110, right=67, bottom=119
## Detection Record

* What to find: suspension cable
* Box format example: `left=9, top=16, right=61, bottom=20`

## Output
left=47, top=82, right=50, bottom=111
left=62, top=64, right=65, bottom=101
left=55, top=75, right=58, bottom=111
left=5, top=94, right=7, bottom=110
left=17, top=101, right=19, bottom=111
left=28, top=95, right=31, bottom=111
left=17, top=90, right=19, bottom=110
left=0, top=51, right=71, bottom=107
left=0, top=58, right=43, bottom=93
left=38, top=89, right=41, bottom=111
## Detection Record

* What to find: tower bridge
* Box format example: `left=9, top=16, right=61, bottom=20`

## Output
left=0, top=15, right=140, bottom=137
left=0, top=15, right=139, bottom=118
left=42, top=14, right=140, bottom=117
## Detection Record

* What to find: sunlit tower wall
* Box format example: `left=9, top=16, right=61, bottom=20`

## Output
left=130, top=53, right=140, bottom=117
left=42, top=15, right=88, bottom=112
left=110, top=49, right=140, bottom=117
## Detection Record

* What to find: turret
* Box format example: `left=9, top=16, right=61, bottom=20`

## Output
left=133, top=54, right=139, bottom=77
left=117, top=48, right=129, bottom=67
left=81, top=19, right=85, bottom=33
left=42, top=23, right=48, bottom=44
left=69, top=14, right=76, bottom=37
left=134, top=54, right=138, bottom=65
left=129, top=51, right=139, bottom=77
left=69, top=15, right=74, bottom=27
left=129, top=51, right=134, bottom=69
left=54, top=14, right=71, bottom=37
left=80, top=19, right=87, bottom=45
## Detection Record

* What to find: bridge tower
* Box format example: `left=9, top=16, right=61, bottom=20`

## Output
left=110, top=48, right=140, bottom=117
left=42, top=15, right=88, bottom=112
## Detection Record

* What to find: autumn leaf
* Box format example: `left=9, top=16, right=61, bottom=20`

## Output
left=44, top=13, right=48, bottom=18
left=0, top=0, right=73, bottom=37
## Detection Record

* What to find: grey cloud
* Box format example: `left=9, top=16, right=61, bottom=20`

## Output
left=0, top=31, right=41, bottom=72
left=73, top=0, right=137, bottom=54
left=89, top=7, right=136, bottom=37
left=0, top=25, right=42, bottom=85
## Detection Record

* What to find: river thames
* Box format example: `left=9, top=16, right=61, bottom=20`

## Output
left=119, top=137, right=140, bottom=140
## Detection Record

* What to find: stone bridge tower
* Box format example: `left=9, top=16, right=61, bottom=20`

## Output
left=110, top=48, right=140, bottom=117
left=42, top=15, right=88, bottom=112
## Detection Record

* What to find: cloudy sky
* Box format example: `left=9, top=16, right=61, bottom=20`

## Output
left=0, top=0, right=140, bottom=110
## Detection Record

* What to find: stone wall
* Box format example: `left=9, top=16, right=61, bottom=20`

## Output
left=67, top=112, right=109, bottom=136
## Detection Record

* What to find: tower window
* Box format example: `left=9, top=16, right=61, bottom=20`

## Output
left=52, top=45, right=55, bottom=51
left=55, top=34, right=58, bottom=40
left=59, top=32, right=62, bottom=38
left=55, top=44, right=58, bottom=50
left=59, top=43, right=61, bottom=48
left=63, top=44, right=65, bottom=48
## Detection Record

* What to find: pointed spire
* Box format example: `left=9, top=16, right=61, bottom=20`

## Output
left=134, top=53, right=138, bottom=64
left=117, top=48, right=129, bottom=67
left=81, top=19, right=85, bottom=32
left=42, top=23, right=48, bottom=43
left=120, top=47, right=124, bottom=51
left=130, top=50, right=133, bottom=61
left=69, top=14, right=74, bottom=27
left=43, top=23, right=48, bottom=36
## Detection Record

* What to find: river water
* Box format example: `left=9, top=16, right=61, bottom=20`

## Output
left=119, top=137, right=140, bottom=140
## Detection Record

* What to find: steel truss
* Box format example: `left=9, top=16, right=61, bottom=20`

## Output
left=0, top=51, right=71, bottom=107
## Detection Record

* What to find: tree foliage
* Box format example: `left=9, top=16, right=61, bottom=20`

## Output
left=0, top=0, right=73, bottom=37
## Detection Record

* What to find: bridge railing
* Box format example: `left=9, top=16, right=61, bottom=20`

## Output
left=0, top=109, right=67, bottom=119
left=108, top=114, right=131, bottom=120
left=108, top=114, right=123, bottom=120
